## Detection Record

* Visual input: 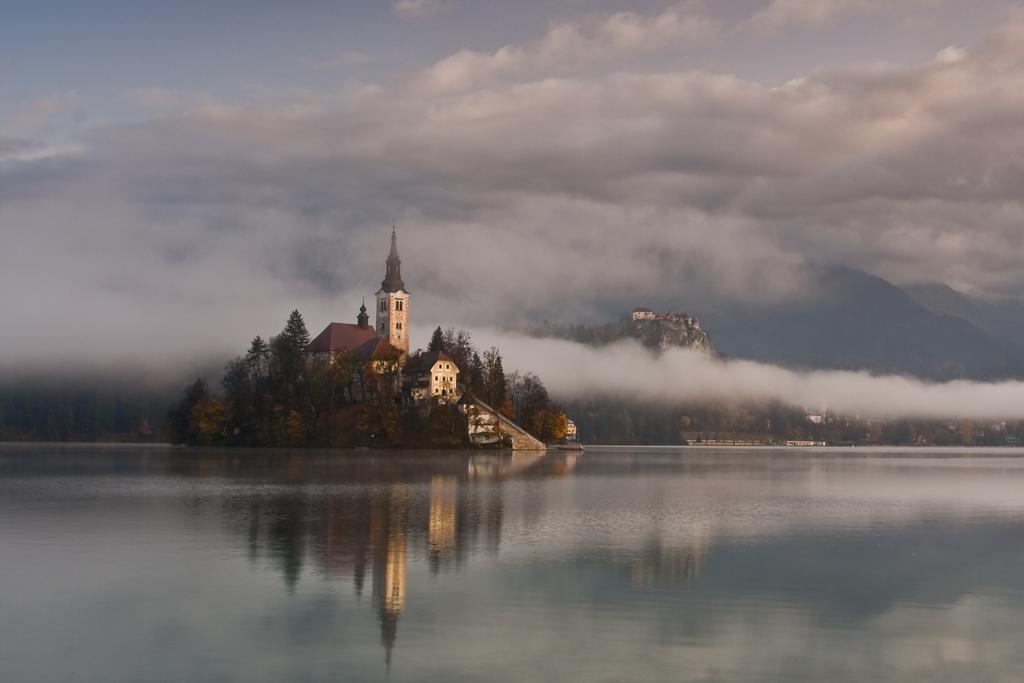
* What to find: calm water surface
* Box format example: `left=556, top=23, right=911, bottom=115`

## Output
left=2, top=445, right=1024, bottom=682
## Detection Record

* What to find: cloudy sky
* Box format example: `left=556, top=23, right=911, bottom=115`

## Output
left=3, top=0, right=1024, bottom=368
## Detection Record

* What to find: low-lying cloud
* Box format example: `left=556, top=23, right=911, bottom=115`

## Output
left=485, top=332, right=1024, bottom=420
left=3, top=4, right=1024, bottom=375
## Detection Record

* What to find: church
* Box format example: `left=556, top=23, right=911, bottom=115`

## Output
left=307, top=228, right=460, bottom=402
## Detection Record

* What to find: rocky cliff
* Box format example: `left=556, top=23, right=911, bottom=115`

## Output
left=528, top=311, right=713, bottom=354
left=631, top=315, right=712, bottom=353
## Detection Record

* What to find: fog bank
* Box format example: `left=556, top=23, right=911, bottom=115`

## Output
left=481, top=332, right=1024, bottom=420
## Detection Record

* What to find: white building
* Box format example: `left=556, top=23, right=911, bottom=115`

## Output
left=403, top=350, right=460, bottom=403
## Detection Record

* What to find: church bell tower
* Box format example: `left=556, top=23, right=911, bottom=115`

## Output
left=375, top=227, right=410, bottom=356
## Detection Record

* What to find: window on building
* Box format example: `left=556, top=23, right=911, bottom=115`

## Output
left=395, top=300, right=403, bottom=311
left=379, top=300, right=386, bottom=312
left=380, top=322, right=385, bottom=332
left=396, top=322, right=402, bottom=331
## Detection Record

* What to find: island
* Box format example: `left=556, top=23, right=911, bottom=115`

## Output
left=166, top=229, right=570, bottom=450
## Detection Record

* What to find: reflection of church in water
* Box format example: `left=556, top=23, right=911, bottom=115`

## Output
left=230, top=452, right=578, bottom=667
left=326, top=474, right=504, bottom=666
left=220, top=450, right=712, bottom=668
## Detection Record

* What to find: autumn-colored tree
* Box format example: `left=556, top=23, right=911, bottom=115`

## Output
left=530, top=408, right=569, bottom=442
left=190, top=399, right=229, bottom=446
left=282, top=409, right=306, bottom=446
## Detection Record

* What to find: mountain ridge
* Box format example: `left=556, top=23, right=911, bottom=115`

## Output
left=696, top=268, right=1024, bottom=381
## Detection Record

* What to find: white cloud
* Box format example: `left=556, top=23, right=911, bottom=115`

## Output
left=486, top=333, right=1024, bottom=420
left=418, top=4, right=717, bottom=93
left=935, top=46, right=967, bottom=63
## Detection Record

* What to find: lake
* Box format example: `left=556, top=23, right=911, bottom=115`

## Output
left=2, top=444, right=1024, bottom=682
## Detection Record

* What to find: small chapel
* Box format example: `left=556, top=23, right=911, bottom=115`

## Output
left=307, top=228, right=461, bottom=402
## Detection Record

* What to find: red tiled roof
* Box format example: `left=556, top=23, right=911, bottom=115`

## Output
left=352, top=337, right=403, bottom=361
left=308, top=323, right=378, bottom=354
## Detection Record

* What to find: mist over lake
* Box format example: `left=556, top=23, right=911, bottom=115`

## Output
left=3, top=445, right=1024, bottom=682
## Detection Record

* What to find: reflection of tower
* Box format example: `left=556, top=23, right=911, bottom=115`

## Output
left=429, top=476, right=457, bottom=573
left=382, top=525, right=407, bottom=615
left=372, top=485, right=409, bottom=671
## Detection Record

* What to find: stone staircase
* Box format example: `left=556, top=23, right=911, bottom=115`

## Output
left=462, top=398, right=547, bottom=451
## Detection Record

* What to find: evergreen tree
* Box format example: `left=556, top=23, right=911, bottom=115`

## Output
left=222, top=357, right=253, bottom=443
left=246, top=336, right=269, bottom=379
left=428, top=326, right=445, bottom=352
left=272, top=310, right=311, bottom=383
left=468, top=352, right=485, bottom=395
left=482, top=347, right=507, bottom=408
left=283, top=310, right=311, bottom=349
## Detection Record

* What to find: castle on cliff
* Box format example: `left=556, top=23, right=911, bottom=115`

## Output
left=630, top=307, right=711, bottom=353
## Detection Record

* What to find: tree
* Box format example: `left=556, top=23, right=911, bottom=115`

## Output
left=283, top=310, right=311, bottom=350
left=428, top=326, right=444, bottom=352
left=221, top=357, right=255, bottom=444
left=510, top=372, right=549, bottom=428
left=282, top=409, right=306, bottom=446
left=467, top=352, right=485, bottom=395
left=482, top=347, right=507, bottom=409
left=273, top=310, right=311, bottom=383
left=190, top=399, right=229, bottom=446
left=246, top=336, right=270, bottom=379
left=167, top=378, right=210, bottom=445
left=441, top=328, right=475, bottom=376
left=530, top=408, right=569, bottom=443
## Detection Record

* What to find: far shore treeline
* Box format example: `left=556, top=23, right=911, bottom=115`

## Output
left=165, top=311, right=569, bottom=448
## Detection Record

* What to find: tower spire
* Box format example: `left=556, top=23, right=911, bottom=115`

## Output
left=381, top=225, right=406, bottom=293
